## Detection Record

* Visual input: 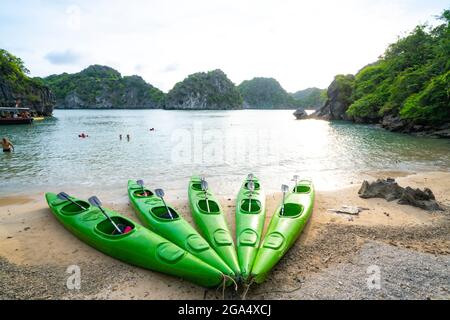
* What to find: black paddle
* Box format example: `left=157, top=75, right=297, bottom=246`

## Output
left=200, top=177, right=210, bottom=213
left=88, top=196, right=123, bottom=234
left=154, top=189, right=174, bottom=219
left=247, top=180, right=255, bottom=212
left=136, top=179, right=146, bottom=196
left=281, top=184, right=289, bottom=216
left=57, top=192, right=87, bottom=210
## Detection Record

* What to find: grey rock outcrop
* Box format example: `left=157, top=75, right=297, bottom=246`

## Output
left=358, top=178, right=443, bottom=211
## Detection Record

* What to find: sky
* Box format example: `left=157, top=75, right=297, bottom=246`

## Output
left=0, top=0, right=448, bottom=93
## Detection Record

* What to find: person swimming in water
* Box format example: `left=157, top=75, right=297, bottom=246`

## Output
left=2, top=137, right=14, bottom=152
left=127, top=134, right=130, bottom=141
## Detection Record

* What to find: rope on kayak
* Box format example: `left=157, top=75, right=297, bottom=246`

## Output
left=217, top=274, right=238, bottom=299
left=242, top=277, right=255, bottom=300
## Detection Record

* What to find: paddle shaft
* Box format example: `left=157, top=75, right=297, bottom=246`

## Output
left=62, top=195, right=87, bottom=210
left=281, top=192, right=286, bottom=216
left=160, top=197, right=174, bottom=219
left=97, top=206, right=123, bottom=234
left=204, top=192, right=210, bottom=213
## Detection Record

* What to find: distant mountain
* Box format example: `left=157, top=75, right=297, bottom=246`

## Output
left=42, top=65, right=165, bottom=109
left=165, top=69, right=242, bottom=110
left=291, top=87, right=326, bottom=110
left=238, top=77, right=298, bottom=109
left=0, top=49, right=55, bottom=115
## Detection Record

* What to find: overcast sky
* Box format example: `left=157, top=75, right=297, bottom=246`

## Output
left=0, top=0, right=448, bottom=92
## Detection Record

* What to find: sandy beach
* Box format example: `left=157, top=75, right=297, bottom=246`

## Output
left=1, top=171, right=449, bottom=300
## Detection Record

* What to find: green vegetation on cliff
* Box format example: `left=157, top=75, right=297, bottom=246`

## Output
left=341, top=10, right=450, bottom=126
left=291, top=87, right=326, bottom=109
left=0, top=49, right=54, bottom=115
left=238, top=77, right=298, bottom=109
left=165, top=69, right=242, bottom=110
left=43, top=65, right=165, bottom=109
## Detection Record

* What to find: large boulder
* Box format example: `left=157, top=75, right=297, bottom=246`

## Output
left=293, top=109, right=308, bottom=120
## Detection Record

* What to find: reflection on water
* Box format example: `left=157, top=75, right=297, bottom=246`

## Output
left=1, top=109, right=449, bottom=196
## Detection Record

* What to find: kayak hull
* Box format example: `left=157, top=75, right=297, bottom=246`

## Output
left=127, top=180, right=234, bottom=277
left=188, top=176, right=241, bottom=276
left=45, top=192, right=225, bottom=288
left=251, top=180, right=315, bottom=283
left=235, top=176, right=266, bottom=280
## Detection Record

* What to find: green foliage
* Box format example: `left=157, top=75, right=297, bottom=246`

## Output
left=238, top=77, right=298, bottom=109
left=291, top=87, right=326, bottom=109
left=0, top=48, right=49, bottom=107
left=43, top=65, right=165, bottom=108
left=343, top=9, right=450, bottom=126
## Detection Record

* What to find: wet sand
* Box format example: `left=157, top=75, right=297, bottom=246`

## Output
left=0, top=171, right=449, bottom=300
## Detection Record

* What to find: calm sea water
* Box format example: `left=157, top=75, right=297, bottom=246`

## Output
left=1, top=109, right=450, bottom=197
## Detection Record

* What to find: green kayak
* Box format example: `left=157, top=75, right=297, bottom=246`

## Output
left=188, top=176, right=240, bottom=276
left=127, top=180, right=235, bottom=277
left=235, top=175, right=266, bottom=280
left=45, top=192, right=225, bottom=288
left=251, top=180, right=315, bottom=283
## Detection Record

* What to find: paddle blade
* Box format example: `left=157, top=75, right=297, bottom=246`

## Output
left=247, top=181, right=255, bottom=192
left=136, top=179, right=144, bottom=187
left=201, top=180, right=208, bottom=192
left=88, top=196, right=102, bottom=207
left=281, top=184, right=289, bottom=193
left=292, top=175, right=299, bottom=181
left=247, top=173, right=254, bottom=181
left=57, top=192, right=70, bottom=200
left=155, top=189, right=165, bottom=198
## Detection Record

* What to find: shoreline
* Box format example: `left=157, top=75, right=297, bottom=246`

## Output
left=1, top=170, right=449, bottom=299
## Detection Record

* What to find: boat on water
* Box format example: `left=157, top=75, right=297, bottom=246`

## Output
left=0, top=107, right=34, bottom=125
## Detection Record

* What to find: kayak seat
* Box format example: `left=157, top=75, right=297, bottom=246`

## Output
left=151, top=206, right=180, bottom=220
left=198, top=200, right=220, bottom=214
left=240, top=199, right=261, bottom=214
left=280, top=203, right=304, bottom=218
left=191, top=183, right=204, bottom=191
left=213, top=229, right=233, bottom=246
left=133, top=189, right=154, bottom=198
left=96, top=217, right=135, bottom=238
left=263, top=232, right=285, bottom=250
left=157, top=242, right=186, bottom=264
left=239, top=229, right=258, bottom=246
left=60, top=201, right=90, bottom=216
left=186, top=234, right=209, bottom=252
left=245, top=182, right=260, bottom=190
left=294, top=185, right=311, bottom=194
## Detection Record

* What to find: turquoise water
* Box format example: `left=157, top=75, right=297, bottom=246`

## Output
left=1, top=109, right=450, bottom=197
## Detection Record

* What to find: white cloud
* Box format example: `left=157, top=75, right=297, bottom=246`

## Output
left=0, top=0, right=448, bottom=92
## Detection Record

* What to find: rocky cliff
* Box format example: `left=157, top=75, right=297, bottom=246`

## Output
left=165, top=69, right=242, bottom=110
left=43, top=65, right=165, bottom=109
left=238, top=77, right=298, bottom=109
left=0, top=49, right=55, bottom=115
left=312, top=75, right=354, bottom=121
left=310, top=10, right=450, bottom=137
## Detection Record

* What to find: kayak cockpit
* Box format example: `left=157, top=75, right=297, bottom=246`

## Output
left=198, top=200, right=220, bottom=214
left=280, top=203, right=304, bottom=218
left=191, top=183, right=203, bottom=191
left=293, top=185, right=311, bottom=194
left=150, top=206, right=180, bottom=220
left=95, top=216, right=136, bottom=238
left=244, top=181, right=260, bottom=190
left=133, top=189, right=154, bottom=198
left=239, top=199, right=262, bottom=214
left=60, top=201, right=90, bottom=215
